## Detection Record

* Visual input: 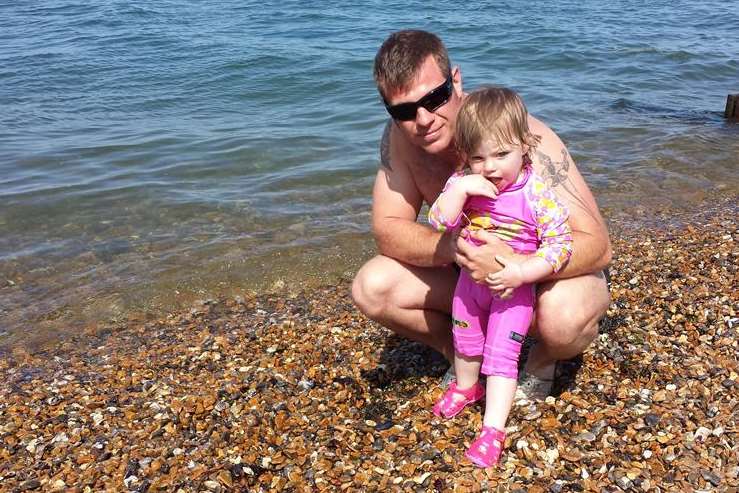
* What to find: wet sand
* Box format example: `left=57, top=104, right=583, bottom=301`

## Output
left=0, top=196, right=737, bottom=492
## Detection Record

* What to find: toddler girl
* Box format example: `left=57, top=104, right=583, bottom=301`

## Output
left=428, top=86, right=573, bottom=468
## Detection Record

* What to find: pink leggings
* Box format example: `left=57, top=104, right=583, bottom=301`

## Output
left=452, top=271, right=535, bottom=378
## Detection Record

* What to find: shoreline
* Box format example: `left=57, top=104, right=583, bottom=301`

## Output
left=1, top=199, right=737, bottom=491
left=2, top=191, right=737, bottom=355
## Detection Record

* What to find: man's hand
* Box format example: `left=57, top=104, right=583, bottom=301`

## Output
left=486, top=255, right=523, bottom=298
left=454, top=229, right=522, bottom=283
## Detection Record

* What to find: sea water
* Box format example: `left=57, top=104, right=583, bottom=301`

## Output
left=1, top=1, right=737, bottom=346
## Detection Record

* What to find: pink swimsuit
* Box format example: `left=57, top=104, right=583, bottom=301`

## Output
left=428, top=165, right=573, bottom=378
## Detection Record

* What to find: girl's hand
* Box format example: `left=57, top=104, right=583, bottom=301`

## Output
left=486, top=255, right=524, bottom=291
left=459, top=175, right=498, bottom=199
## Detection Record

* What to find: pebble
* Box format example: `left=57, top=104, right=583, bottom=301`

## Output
left=413, top=472, right=432, bottom=485
left=123, top=475, right=138, bottom=489
left=543, top=448, right=559, bottom=464
left=0, top=204, right=736, bottom=492
left=575, top=431, right=596, bottom=442
left=701, top=470, right=721, bottom=487
left=204, top=480, right=221, bottom=491
left=643, top=413, right=660, bottom=427
left=693, top=427, right=712, bottom=442
left=549, top=480, right=565, bottom=493
left=50, top=479, right=66, bottom=491
left=18, top=479, right=41, bottom=491
left=375, top=420, right=394, bottom=431
left=297, top=379, right=315, bottom=390
left=616, top=476, right=633, bottom=490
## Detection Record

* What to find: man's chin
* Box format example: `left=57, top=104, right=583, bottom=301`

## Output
left=417, top=134, right=450, bottom=155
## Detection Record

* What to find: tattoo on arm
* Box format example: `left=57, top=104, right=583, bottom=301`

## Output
left=536, top=148, right=596, bottom=221
left=380, top=119, right=392, bottom=171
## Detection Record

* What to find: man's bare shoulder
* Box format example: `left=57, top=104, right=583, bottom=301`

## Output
left=379, top=119, right=394, bottom=170
left=528, top=116, right=572, bottom=187
left=527, top=115, right=602, bottom=221
left=380, top=119, right=422, bottom=172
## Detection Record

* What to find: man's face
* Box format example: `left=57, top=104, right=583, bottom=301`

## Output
left=384, top=56, right=463, bottom=155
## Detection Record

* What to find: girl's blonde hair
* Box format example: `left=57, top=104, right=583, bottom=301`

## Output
left=455, top=86, right=541, bottom=164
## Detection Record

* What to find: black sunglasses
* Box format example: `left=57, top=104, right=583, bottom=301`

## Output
left=383, top=74, right=453, bottom=121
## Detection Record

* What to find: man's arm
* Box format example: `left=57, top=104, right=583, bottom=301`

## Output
left=530, top=117, right=611, bottom=278
left=371, top=122, right=455, bottom=266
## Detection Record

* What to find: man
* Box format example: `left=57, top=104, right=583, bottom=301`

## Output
left=352, top=30, right=611, bottom=398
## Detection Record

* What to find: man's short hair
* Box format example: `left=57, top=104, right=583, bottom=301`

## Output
left=374, top=30, right=451, bottom=101
left=455, top=86, right=541, bottom=159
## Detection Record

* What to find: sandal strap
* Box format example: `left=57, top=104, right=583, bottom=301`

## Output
left=479, top=425, right=506, bottom=442
left=448, top=381, right=482, bottom=398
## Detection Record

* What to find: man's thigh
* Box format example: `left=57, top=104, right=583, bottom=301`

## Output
left=354, top=255, right=459, bottom=314
left=531, top=270, right=610, bottom=338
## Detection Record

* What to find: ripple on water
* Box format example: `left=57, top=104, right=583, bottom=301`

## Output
left=1, top=0, right=738, bottom=347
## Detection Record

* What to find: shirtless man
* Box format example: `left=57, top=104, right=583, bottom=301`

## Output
left=352, top=30, right=612, bottom=398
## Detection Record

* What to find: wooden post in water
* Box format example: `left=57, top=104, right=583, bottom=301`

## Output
left=726, top=94, right=739, bottom=119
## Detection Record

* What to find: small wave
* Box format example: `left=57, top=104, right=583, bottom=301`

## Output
left=615, top=46, right=697, bottom=62
left=608, top=98, right=723, bottom=124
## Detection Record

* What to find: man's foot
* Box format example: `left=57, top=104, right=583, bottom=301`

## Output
left=514, top=370, right=554, bottom=401
left=440, top=365, right=456, bottom=388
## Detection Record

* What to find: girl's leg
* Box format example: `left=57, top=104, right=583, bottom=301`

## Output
left=466, top=286, right=534, bottom=467
left=454, top=351, right=482, bottom=390
left=433, top=273, right=487, bottom=419
left=483, top=376, right=517, bottom=428
left=451, top=272, right=488, bottom=390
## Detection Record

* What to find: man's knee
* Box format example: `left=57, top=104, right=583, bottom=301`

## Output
left=535, top=274, right=610, bottom=349
left=351, top=258, right=396, bottom=319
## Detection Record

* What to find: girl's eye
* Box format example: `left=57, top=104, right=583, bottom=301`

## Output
left=496, top=151, right=510, bottom=158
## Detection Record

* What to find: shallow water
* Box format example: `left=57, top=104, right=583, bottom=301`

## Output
left=1, top=1, right=738, bottom=347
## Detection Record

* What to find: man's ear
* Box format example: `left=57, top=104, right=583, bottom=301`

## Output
left=452, top=65, right=463, bottom=94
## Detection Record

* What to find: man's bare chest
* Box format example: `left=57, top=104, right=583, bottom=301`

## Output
left=408, top=159, right=456, bottom=205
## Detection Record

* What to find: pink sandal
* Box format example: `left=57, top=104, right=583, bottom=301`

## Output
left=466, top=426, right=506, bottom=468
left=432, top=381, right=485, bottom=418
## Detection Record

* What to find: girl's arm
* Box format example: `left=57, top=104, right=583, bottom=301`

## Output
left=488, top=255, right=554, bottom=289
left=487, top=176, right=573, bottom=292
left=428, top=174, right=498, bottom=232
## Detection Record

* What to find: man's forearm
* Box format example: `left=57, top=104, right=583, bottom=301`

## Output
left=544, top=229, right=611, bottom=280
left=374, top=219, right=455, bottom=267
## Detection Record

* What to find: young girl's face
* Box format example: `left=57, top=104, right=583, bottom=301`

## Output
left=467, top=139, right=527, bottom=191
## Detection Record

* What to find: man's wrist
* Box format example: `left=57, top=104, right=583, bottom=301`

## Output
left=438, top=231, right=457, bottom=265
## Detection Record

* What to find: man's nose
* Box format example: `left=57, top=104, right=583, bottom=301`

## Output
left=415, top=107, right=434, bottom=127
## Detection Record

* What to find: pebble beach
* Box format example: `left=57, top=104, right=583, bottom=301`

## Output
left=1, top=196, right=737, bottom=492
